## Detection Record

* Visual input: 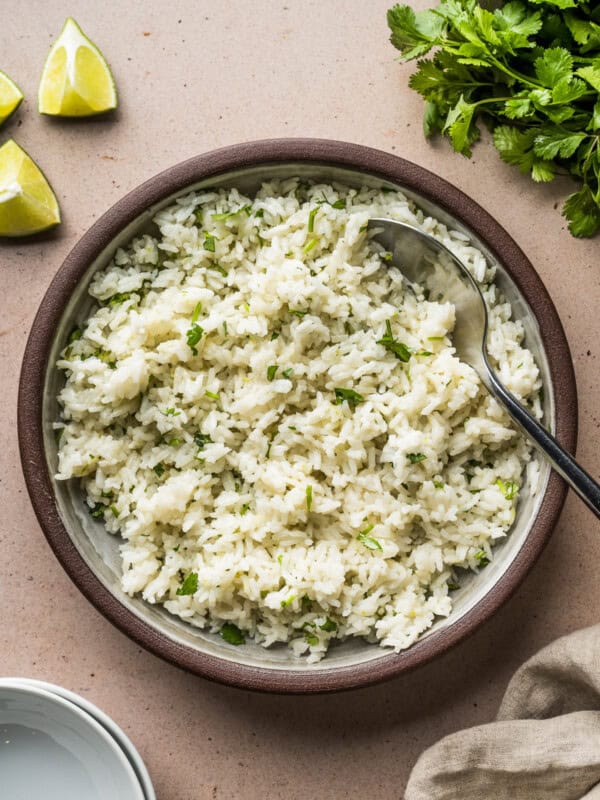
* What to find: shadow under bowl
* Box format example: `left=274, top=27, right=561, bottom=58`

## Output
left=18, top=138, right=577, bottom=693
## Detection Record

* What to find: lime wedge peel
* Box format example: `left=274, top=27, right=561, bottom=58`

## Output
left=0, top=139, right=61, bottom=237
left=0, top=70, right=24, bottom=127
left=38, top=17, right=117, bottom=117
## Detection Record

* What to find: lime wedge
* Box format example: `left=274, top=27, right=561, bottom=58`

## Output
left=0, top=140, right=61, bottom=236
left=38, top=18, right=117, bottom=117
left=0, top=70, right=24, bottom=126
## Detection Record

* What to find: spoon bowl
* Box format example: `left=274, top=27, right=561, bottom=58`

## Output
left=369, top=217, right=600, bottom=518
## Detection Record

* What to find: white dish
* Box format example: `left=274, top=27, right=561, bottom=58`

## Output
left=2, top=678, right=155, bottom=800
left=0, top=682, right=145, bottom=800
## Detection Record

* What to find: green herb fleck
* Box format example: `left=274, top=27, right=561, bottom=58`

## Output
left=222, top=321, right=228, bottom=336
left=220, top=622, right=245, bottom=645
left=212, top=205, right=251, bottom=222
left=186, top=323, right=204, bottom=355
left=319, top=617, right=337, bottom=632
left=107, top=292, right=131, bottom=307
left=240, top=503, right=250, bottom=516
left=497, top=479, right=518, bottom=500
left=303, top=237, right=319, bottom=254
left=204, top=234, right=216, bottom=252
left=433, top=480, right=444, bottom=489
left=194, top=433, right=212, bottom=449
left=377, top=320, right=412, bottom=362
left=357, top=530, right=383, bottom=551
left=162, top=407, right=180, bottom=417
left=308, top=206, right=319, bottom=233
left=301, top=595, right=312, bottom=611
left=176, top=572, right=198, bottom=596
left=209, top=263, right=228, bottom=277
left=169, top=438, right=182, bottom=446
left=205, top=390, right=219, bottom=401
left=305, top=631, right=319, bottom=646
left=267, top=365, right=278, bottom=381
left=265, top=430, right=277, bottom=458
left=407, top=453, right=427, bottom=464
left=191, top=302, right=202, bottom=323
left=475, top=550, right=490, bottom=568
left=331, top=199, right=345, bottom=209
left=281, top=368, right=293, bottom=379
left=153, top=463, right=165, bottom=477
left=270, top=330, right=280, bottom=340
left=289, top=308, right=308, bottom=318
left=68, top=327, right=82, bottom=344
left=334, top=387, right=364, bottom=408
left=447, top=582, right=460, bottom=591
left=281, top=594, right=296, bottom=608
left=306, top=485, right=313, bottom=512
left=89, top=502, right=105, bottom=519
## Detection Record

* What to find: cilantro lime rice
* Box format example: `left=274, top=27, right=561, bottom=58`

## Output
left=55, top=180, right=541, bottom=662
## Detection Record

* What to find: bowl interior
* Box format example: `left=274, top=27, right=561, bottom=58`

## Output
left=0, top=684, right=144, bottom=799
left=41, top=162, right=553, bottom=673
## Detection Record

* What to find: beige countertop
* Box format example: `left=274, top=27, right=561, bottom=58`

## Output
left=2, top=2, right=599, bottom=797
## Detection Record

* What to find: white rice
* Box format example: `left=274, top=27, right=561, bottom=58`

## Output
left=55, top=180, right=541, bottom=662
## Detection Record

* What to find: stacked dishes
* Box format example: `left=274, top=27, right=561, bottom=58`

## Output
left=0, top=678, right=155, bottom=799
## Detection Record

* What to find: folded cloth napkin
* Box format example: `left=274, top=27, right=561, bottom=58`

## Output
left=406, top=625, right=600, bottom=800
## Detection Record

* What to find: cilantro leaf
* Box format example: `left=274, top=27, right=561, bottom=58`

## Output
left=444, top=95, right=480, bottom=157
left=220, top=622, right=245, bottom=645
left=534, top=47, right=573, bottom=88
left=376, top=320, right=412, bottom=361
left=387, top=5, right=445, bottom=59
left=387, top=0, right=600, bottom=237
left=533, top=129, right=586, bottom=159
left=194, top=432, right=212, bottom=449
left=577, top=65, right=600, bottom=92
left=334, top=387, right=364, bottom=408
left=357, top=530, right=383, bottom=551
left=563, top=184, right=600, bottom=237
left=176, top=572, right=198, bottom=596
left=186, top=323, right=204, bottom=356
left=319, top=617, right=338, bottom=632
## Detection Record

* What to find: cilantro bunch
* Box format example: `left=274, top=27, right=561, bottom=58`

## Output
left=387, top=0, right=600, bottom=237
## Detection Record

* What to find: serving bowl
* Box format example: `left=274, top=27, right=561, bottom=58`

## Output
left=0, top=682, right=145, bottom=799
left=5, top=678, right=155, bottom=800
left=18, top=139, right=577, bottom=693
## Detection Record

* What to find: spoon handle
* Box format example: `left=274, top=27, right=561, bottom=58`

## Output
left=488, top=374, right=600, bottom=518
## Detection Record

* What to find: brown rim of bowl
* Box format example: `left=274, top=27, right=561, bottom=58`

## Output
left=18, top=138, right=577, bottom=694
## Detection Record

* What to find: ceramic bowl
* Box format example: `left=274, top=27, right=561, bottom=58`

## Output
left=0, top=682, right=145, bottom=799
left=5, top=678, right=155, bottom=800
left=18, top=139, right=577, bottom=693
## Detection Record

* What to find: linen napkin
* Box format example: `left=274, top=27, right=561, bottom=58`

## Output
left=406, top=625, right=600, bottom=800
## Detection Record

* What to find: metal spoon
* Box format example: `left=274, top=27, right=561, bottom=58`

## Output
left=368, top=217, right=600, bottom=518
